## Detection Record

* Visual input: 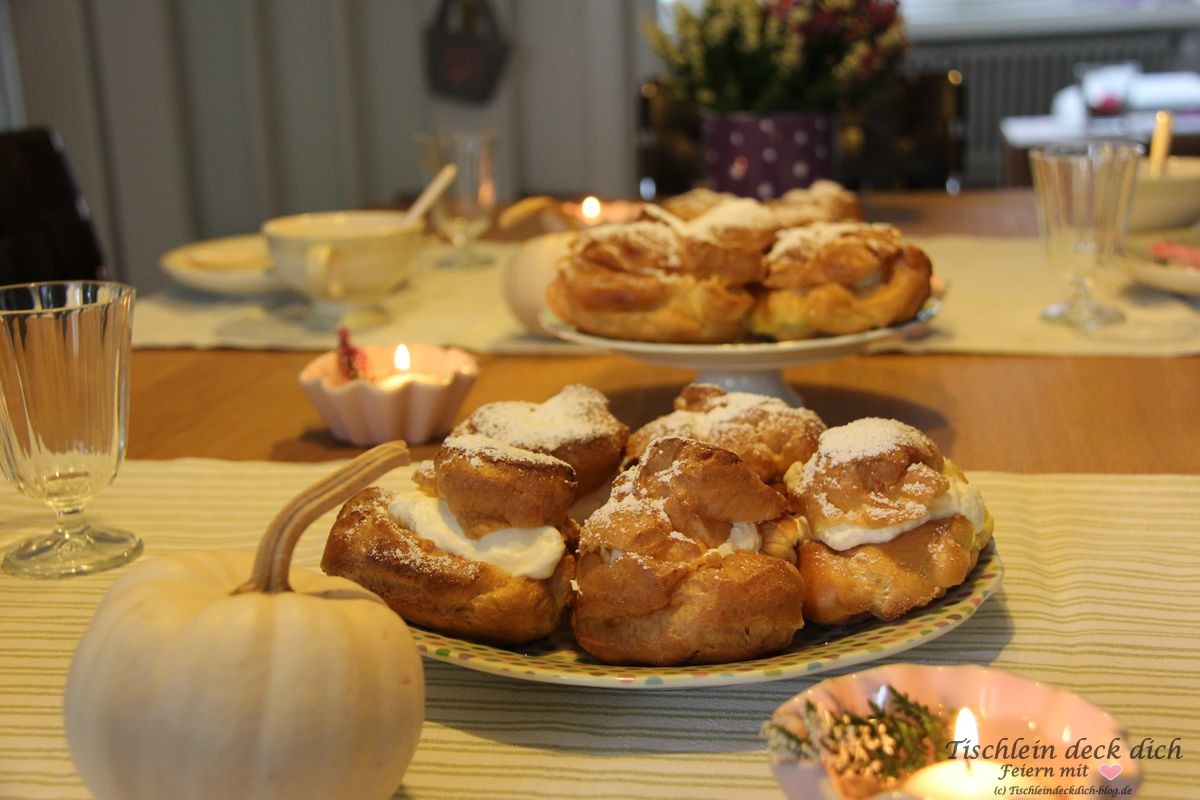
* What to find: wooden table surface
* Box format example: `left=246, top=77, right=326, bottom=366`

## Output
left=128, top=189, right=1200, bottom=474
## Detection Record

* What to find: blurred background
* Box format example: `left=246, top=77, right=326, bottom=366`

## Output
left=1, top=0, right=1199, bottom=290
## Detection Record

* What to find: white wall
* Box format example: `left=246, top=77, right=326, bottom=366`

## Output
left=6, top=0, right=646, bottom=291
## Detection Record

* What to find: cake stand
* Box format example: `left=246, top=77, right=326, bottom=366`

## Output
left=540, top=301, right=939, bottom=406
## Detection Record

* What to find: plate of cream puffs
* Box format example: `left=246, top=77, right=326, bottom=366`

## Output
left=319, top=383, right=1002, bottom=689
left=542, top=186, right=937, bottom=348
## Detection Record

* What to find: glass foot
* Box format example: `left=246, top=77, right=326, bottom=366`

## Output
left=1041, top=300, right=1125, bottom=329
left=2, top=527, right=143, bottom=579
left=436, top=249, right=494, bottom=269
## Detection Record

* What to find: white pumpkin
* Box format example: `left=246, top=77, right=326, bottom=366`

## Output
left=64, top=443, right=423, bottom=800
left=502, top=231, right=574, bottom=334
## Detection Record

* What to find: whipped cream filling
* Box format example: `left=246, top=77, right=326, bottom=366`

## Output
left=713, top=521, right=763, bottom=557
left=387, top=489, right=565, bottom=580
left=600, top=521, right=763, bottom=563
left=816, top=474, right=987, bottom=552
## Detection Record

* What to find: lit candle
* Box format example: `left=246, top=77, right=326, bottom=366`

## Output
left=581, top=195, right=602, bottom=223
left=560, top=196, right=641, bottom=227
left=375, top=344, right=437, bottom=390
left=901, top=709, right=1035, bottom=799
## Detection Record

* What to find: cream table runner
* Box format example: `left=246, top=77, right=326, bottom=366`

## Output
left=133, top=236, right=1200, bottom=357
left=1, top=461, right=1197, bottom=799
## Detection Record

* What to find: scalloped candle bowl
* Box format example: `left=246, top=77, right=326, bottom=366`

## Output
left=299, top=344, right=478, bottom=446
left=768, top=663, right=1141, bottom=800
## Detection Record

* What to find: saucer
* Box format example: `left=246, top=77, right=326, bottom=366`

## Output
left=160, top=235, right=285, bottom=296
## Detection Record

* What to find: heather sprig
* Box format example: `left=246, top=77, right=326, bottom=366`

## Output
left=762, top=689, right=948, bottom=784
left=644, top=0, right=908, bottom=113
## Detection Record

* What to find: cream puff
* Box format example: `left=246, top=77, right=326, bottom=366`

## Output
left=451, top=384, right=629, bottom=496
left=784, top=417, right=993, bottom=625
left=572, top=436, right=806, bottom=665
left=625, top=383, right=826, bottom=485
left=322, top=434, right=577, bottom=645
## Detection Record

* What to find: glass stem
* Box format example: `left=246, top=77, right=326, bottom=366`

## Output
left=53, top=507, right=90, bottom=539
left=1067, top=274, right=1094, bottom=316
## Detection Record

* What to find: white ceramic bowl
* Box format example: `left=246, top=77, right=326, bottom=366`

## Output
left=263, top=211, right=424, bottom=310
left=1128, top=156, right=1200, bottom=232
left=767, top=663, right=1141, bottom=800
left=299, top=343, right=477, bottom=446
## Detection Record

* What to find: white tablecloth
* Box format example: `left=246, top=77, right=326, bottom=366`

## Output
left=1, top=460, right=1197, bottom=799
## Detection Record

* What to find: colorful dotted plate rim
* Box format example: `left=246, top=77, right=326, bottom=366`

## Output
left=411, top=540, right=1004, bottom=690
left=538, top=299, right=940, bottom=359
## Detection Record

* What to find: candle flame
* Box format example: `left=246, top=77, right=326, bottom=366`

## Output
left=581, top=196, right=602, bottom=221
left=393, top=344, right=411, bottom=371
left=955, top=707, right=979, bottom=752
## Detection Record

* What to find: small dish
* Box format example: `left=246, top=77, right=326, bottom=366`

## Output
left=160, top=234, right=285, bottom=296
left=767, top=663, right=1141, bottom=799
left=299, top=343, right=478, bottom=446
left=1122, top=228, right=1200, bottom=298
left=1128, top=156, right=1200, bottom=232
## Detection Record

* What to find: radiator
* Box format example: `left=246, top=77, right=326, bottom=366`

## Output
left=907, top=32, right=1179, bottom=185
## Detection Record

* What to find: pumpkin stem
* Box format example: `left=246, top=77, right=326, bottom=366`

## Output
left=235, top=441, right=411, bottom=594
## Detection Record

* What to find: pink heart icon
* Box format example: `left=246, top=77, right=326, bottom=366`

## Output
left=1098, top=763, right=1123, bottom=781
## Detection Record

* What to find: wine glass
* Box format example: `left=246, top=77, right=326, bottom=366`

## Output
left=1029, top=142, right=1141, bottom=328
left=417, top=131, right=496, bottom=268
left=0, top=281, right=142, bottom=578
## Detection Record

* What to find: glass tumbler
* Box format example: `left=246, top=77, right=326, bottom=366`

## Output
left=417, top=131, right=497, bottom=268
left=0, top=281, right=141, bottom=578
left=1029, top=142, right=1141, bottom=328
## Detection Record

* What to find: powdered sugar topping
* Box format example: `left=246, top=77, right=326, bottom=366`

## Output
left=684, top=198, right=777, bottom=241
left=578, top=220, right=682, bottom=269
left=459, top=385, right=622, bottom=452
left=815, top=417, right=931, bottom=466
left=443, top=434, right=568, bottom=468
left=766, top=221, right=897, bottom=263
left=642, top=391, right=818, bottom=443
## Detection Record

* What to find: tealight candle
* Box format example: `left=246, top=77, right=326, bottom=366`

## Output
left=375, top=344, right=440, bottom=391
left=299, top=340, right=478, bottom=446
left=900, top=709, right=1036, bottom=799
left=560, top=196, right=641, bottom=227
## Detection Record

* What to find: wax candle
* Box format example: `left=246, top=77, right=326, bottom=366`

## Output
left=901, top=709, right=1035, bottom=799
left=375, top=344, right=439, bottom=390
left=901, top=759, right=1016, bottom=799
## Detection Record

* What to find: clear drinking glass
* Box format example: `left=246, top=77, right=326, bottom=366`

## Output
left=417, top=131, right=496, bottom=268
left=0, top=281, right=141, bottom=578
left=1029, top=142, right=1142, bottom=328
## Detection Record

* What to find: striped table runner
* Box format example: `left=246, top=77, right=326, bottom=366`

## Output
left=1, top=461, right=1197, bottom=800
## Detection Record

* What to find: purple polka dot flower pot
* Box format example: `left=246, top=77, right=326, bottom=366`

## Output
left=702, top=111, right=834, bottom=199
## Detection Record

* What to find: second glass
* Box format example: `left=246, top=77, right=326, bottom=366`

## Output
left=1029, top=142, right=1141, bottom=329
left=417, top=131, right=496, bottom=268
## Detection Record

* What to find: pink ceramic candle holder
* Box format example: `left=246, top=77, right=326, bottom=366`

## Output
left=299, top=343, right=478, bottom=446
left=767, top=663, right=1141, bottom=800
